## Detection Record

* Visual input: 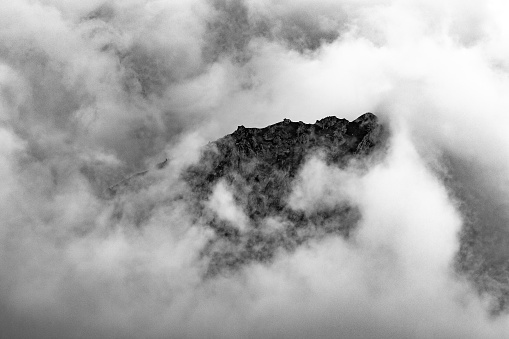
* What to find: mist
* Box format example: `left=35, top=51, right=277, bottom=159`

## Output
left=2, top=0, right=509, bottom=338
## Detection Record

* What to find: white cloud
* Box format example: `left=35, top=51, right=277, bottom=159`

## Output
left=207, top=180, right=250, bottom=232
left=2, top=0, right=509, bottom=337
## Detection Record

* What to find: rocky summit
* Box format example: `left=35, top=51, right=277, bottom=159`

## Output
left=183, top=113, right=388, bottom=276
left=106, top=112, right=509, bottom=312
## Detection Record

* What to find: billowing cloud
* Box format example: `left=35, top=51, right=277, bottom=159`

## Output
left=2, top=0, right=509, bottom=338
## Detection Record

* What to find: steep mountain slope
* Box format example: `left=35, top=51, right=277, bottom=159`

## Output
left=106, top=112, right=509, bottom=313
left=183, top=113, right=388, bottom=275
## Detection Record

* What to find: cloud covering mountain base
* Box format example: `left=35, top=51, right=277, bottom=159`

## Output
left=2, top=0, right=509, bottom=338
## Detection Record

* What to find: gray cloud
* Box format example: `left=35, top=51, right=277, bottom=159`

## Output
left=2, top=0, right=509, bottom=338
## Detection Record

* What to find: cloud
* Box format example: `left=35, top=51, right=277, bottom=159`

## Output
left=2, top=0, right=509, bottom=338
left=207, top=180, right=250, bottom=231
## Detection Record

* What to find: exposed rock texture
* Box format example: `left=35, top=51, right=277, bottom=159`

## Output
left=104, top=112, right=509, bottom=312
left=183, top=113, right=387, bottom=275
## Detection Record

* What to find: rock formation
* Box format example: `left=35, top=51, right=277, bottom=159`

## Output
left=183, top=113, right=388, bottom=275
left=106, top=112, right=509, bottom=313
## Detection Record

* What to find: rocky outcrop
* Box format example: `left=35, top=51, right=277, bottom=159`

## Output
left=183, top=113, right=388, bottom=276
left=105, top=113, right=388, bottom=275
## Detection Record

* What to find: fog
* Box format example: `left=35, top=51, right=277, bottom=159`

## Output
left=2, top=0, right=509, bottom=338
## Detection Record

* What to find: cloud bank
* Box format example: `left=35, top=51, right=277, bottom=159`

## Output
left=2, top=0, right=509, bottom=338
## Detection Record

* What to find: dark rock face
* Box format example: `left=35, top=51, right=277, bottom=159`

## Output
left=183, top=113, right=388, bottom=276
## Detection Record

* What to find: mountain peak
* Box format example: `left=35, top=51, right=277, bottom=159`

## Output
left=183, top=113, right=388, bottom=276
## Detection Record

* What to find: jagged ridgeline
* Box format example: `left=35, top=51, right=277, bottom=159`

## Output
left=183, top=113, right=388, bottom=276
left=105, top=113, right=509, bottom=312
